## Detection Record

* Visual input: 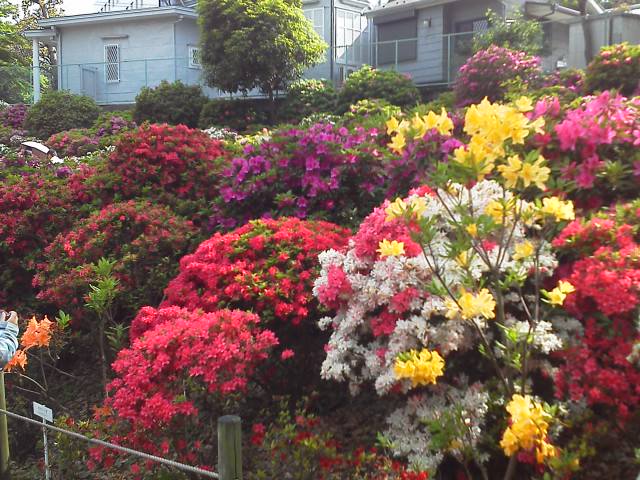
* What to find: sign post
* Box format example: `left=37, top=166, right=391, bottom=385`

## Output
left=32, top=402, right=53, bottom=480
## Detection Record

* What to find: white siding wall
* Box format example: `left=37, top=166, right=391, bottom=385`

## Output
left=59, top=18, right=176, bottom=103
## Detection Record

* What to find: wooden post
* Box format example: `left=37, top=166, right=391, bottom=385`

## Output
left=0, top=373, right=10, bottom=480
left=217, top=416, right=242, bottom=480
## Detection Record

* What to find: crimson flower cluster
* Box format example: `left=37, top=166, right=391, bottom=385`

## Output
left=94, top=307, right=278, bottom=473
left=109, top=123, right=225, bottom=200
left=553, top=205, right=640, bottom=420
left=34, top=200, right=198, bottom=322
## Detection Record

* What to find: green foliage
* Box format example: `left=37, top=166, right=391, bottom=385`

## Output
left=341, top=98, right=401, bottom=130
left=199, top=0, right=326, bottom=101
left=585, top=43, right=640, bottom=96
left=133, top=80, right=206, bottom=128
left=25, top=90, right=100, bottom=138
left=199, top=97, right=274, bottom=131
left=283, top=78, right=337, bottom=121
left=0, top=0, right=31, bottom=102
left=336, top=65, right=420, bottom=113
left=473, top=9, right=544, bottom=56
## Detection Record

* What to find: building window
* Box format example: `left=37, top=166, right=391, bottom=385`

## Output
left=303, top=8, right=324, bottom=38
left=104, top=44, right=120, bottom=83
left=189, top=46, right=201, bottom=69
left=376, top=17, right=418, bottom=65
left=454, top=18, right=489, bottom=34
left=336, top=8, right=368, bottom=64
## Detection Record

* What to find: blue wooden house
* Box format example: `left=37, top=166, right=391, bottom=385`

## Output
left=24, top=0, right=374, bottom=105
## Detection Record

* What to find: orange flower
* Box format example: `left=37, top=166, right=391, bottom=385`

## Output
left=20, top=316, right=53, bottom=350
left=92, top=405, right=112, bottom=419
left=4, top=350, right=27, bottom=372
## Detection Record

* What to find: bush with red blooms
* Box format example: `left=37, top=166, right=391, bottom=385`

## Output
left=0, top=103, right=29, bottom=129
left=108, top=123, right=225, bottom=201
left=552, top=202, right=640, bottom=421
left=246, top=403, right=428, bottom=480
left=155, top=217, right=350, bottom=336
left=531, top=91, right=640, bottom=209
left=33, top=200, right=198, bottom=322
left=0, top=174, right=77, bottom=305
left=87, top=307, right=278, bottom=475
left=212, top=123, right=387, bottom=230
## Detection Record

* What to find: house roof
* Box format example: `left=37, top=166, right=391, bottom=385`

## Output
left=525, top=1, right=581, bottom=23
left=364, top=0, right=456, bottom=18
left=34, top=6, right=197, bottom=28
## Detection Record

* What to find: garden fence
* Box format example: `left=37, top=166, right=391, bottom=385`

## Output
left=0, top=376, right=243, bottom=480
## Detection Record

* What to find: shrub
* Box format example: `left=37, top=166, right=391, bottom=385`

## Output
left=473, top=9, right=544, bottom=56
left=133, top=80, right=206, bottom=128
left=199, top=98, right=272, bottom=132
left=47, top=129, right=100, bottom=158
left=107, top=123, right=225, bottom=211
left=533, top=91, right=640, bottom=207
left=454, top=46, right=542, bottom=106
left=33, top=200, right=199, bottom=323
left=89, top=307, right=278, bottom=475
left=585, top=43, right=640, bottom=96
left=336, top=65, right=420, bottom=113
left=283, top=79, right=337, bottom=121
left=212, top=122, right=386, bottom=229
left=25, top=91, right=100, bottom=139
left=0, top=103, right=28, bottom=129
left=341, top=98, right=402, bottom=127
left=158, top=218, right=349, bottom=332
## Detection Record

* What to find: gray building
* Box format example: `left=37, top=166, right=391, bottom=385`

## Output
left=24, top=0, right=374, bottom=104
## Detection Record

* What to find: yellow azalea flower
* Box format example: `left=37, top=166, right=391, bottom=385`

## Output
left=466, top=223, right=478, bottom=237
left=530, top=116, right=546, bottom=134
left=485, top=199, right=517, bottom=224
left=457, top=288, right=496, bottom=320
left=515, top=96, right=534, bottom=112
left=498, top=155, right=523, bottom=189
left=513, top=240, right=535, bottom=261
left=377, top=239, right=405, bottom=258
left=394, top=349, right=445, bottom=387
left=423, top=110, right=440, bottom=131
left=388, top=133, right=406, bottom=154
left=520, top=156, right=550, bottom=190
left=386, top=197, right=408, bottom=221
left=444, top=298, right=460, bottom=319
left=501, top=394, right=557, bottom=464
left=543, top=280, right=576, bottom=306
left=386, top=117, right=400, bottom=135
left=410, top=196, right=427, bottom=218
left=540, top=197, right=575, bottom=222
left=412, top=114, right=428, bottom=139
left=436, top=108, right=454, bottom=135
left=455, top=250, right=470, bottom=268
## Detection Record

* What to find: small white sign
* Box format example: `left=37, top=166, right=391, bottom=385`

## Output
left=33, top=402, right=53, bottom=423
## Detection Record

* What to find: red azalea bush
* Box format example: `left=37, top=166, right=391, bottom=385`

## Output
left=212, top=123, right=387, bottom=230
left=454, top=46, right=542, bottom=106
left=108, top=123, right=225, bottom=201
left=156, top=218, right=350, bottom=335
left=532, top=91, right=640, bottom=208
left=33, top=200, right=199, bottom=322
left=552, top=203, right=640, bottom=421
left=88, top=307, right=278, bottom=474
left=0, top=174, right=77, bottom=305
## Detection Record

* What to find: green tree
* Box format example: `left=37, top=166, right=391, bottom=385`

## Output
left=473, top=9, right=544, bottom=56
left=0, top=0, right=31, bottom=102
left=198, top=0, right=326, bottom=118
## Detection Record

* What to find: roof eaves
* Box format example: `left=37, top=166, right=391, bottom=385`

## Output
left=38, top=6, right=197, bottom=27
left=364, top=0, right=454, bottom=18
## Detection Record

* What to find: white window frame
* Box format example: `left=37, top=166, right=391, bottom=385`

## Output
left=303, top=8, right=325, bottom=39
left=104, top=44, right=120, bottom=83
left=188, top=45, right=201, bottom=69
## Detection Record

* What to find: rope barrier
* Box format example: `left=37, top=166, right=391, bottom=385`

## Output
left=0, top=408, right=219, bottom=479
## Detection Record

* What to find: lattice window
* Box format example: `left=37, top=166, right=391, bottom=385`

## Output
left=104, top=44, right=120, bottom=83
left=188, top=46, right=201, bottom=69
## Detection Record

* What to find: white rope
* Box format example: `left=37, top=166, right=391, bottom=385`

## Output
left=0, top=408, right=219, bottom=479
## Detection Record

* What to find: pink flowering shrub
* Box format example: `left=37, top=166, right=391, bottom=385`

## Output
left=88, top=307, right=278, bottom=475
left=533, top=91, right=640, bottom=208
left=33, top=200, right=198, bottom=323
left=585, top=43, right=640, bottom=96
left=454, top=46, right=542, bottom=106
left=0, top=104, right=28, bottom=129
left=213, top=123, right=387, bottom=230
